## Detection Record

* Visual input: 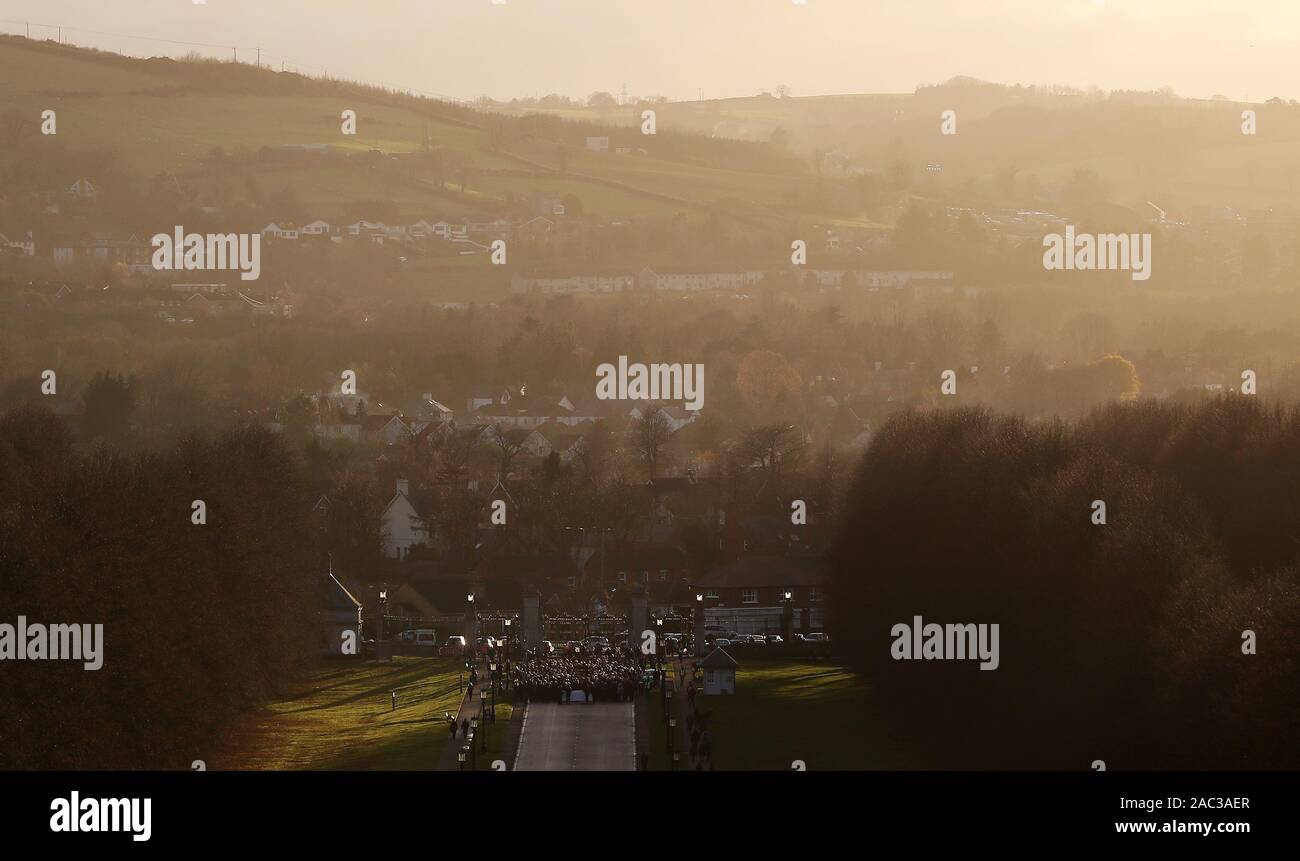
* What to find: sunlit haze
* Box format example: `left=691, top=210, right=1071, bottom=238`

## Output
left=3, top=0, right=1300, bottom=101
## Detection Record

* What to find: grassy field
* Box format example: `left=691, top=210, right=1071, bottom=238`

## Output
left=0, top=37, right=838, bottom=220
left=221, top=657, right=466, bottom=770
left=701, top=660, right=910, bottom=771
left=478, top=701, right=515, bottom=770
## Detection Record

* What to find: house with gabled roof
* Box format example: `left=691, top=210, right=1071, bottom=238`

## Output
left=363, top=412, right=412, bottom=446
left=381, top=478, right=436, bottom=560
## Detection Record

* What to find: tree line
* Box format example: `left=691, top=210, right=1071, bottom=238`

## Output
left=830, top=396, right=1298, bottom=769
left=0, top=407, right=319, bottom=769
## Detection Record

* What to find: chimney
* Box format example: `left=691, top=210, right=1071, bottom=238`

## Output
left=396, top=479, right=409, bottom=497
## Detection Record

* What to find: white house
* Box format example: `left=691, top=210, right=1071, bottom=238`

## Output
left=365, top=413, right=412, bottom=446
left=585, top=136, right=610, bottom=152
left=381, top=479, right=432, bottom=560
left=67, top=178, right=98, bottom=199
left=0, top=231, right=35, bottom=256
left=300, top=220, right=331, bottom=236
left=261, top=223, right=300, bottom=240
left=701, top=648, right=738, bottom=695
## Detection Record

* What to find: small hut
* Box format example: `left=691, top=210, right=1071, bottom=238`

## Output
left=701, top=647, right=738, bottom=695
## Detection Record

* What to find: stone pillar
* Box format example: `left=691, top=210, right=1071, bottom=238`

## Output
left=629, top=585, right=647, bottom=651
left=694, top=604, right=707, bottom=658
left=522, top=591, right=541, bottom=651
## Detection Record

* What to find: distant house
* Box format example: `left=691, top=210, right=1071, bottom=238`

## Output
left=67, top=178, right=98, bottom=200
left=404, top=393, right=454, bottom=424
left=261, top=223, right=300, bottom=240
left=585, top=136, right=610, bottom=152
left=364, top=413, right=411, bottom=446
left=50, top=234, right=151, bottom=267
left=381, top=478, right=435, bottom=560
left=701, top=648, right=738, bottom=695
left=696, top=555, right=829, bottom=634
left=300, top=220, right=331, bottom=236
left=627, top=403, right=699, bottom=431
left=509, top=272, right=634, bottom=295
left=0, top=231, right=35, bottom=256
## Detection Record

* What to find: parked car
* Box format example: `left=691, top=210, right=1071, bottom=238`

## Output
left=713, top=638, right=732, bottom=648
left=799, top=632, right=831, bottom=656
left=438, top=635, right=467, bottom=656
left=397, top=628, right=437, bottom=647
left=746, top=634, right=768, bottom=646
left=765, top=635, right=784, bottom=645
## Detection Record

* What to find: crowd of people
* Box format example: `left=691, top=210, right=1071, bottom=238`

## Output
left=514, top=648, right=650, bottom=703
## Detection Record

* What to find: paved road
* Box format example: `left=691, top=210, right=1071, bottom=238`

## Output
left=513, top=702, right=636, bottom=771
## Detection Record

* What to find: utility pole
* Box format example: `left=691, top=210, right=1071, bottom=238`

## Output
left=256, top=46, right=260, bottom=68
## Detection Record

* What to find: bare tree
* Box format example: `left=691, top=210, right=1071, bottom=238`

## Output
left=630, top=409, right=673, bottom=481
left=488, top=424, right=531, bottom=478
left=735, top=424, right=806, bottom=484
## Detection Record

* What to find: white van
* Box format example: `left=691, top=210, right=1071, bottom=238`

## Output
left=398, top=628, right=437, bottom=647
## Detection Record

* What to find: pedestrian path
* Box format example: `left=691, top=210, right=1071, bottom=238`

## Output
left=513, top=701, right=636, bottom=771
left=435, top=659, right=496, bottom=771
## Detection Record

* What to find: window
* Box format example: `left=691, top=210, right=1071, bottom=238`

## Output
left=567, top=576, right=576, bottom=588
left=742, top=589, right=758, bottom=605
left=617, top=571, right=626, bottom=584
left=659, top=569, right=668, bottom=581
left=809, top=587, right=824, bottom=603
left=641, top=570, right=649, bottom=583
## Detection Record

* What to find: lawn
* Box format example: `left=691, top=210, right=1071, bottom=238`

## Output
left=701, top=660, right=910, bottom=771
left=476, top=701, right=515, bottom=771
left=221, top=656, right=466, bottom=770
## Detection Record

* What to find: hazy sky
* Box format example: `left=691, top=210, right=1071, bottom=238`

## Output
left=3, top=0, right=1298, bottom=103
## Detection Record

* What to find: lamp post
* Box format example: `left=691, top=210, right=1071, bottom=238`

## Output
left=466, top=592, right=476, bottom=657
left=469, top=716, right=478, bottom=769
left=503, top=618, right=512, bottom=685
left=458, top=746, right=468, bottom=771
left=479, top=689, right=488, bottom=751
left=694, top=592, right=705, bottom=658
left=668, top=717, right=676, bottom=756
left=377, top=588, right=388, bottom=644
left=781, top=589, right=794, bottom=648
left=655, top=617, right=664, bottom=683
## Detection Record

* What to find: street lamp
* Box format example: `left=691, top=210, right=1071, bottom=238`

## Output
left=503, top=618, right=512, bottom=672
left=479, top=689, right=489, bottom=751
left=458, top=746, right=467, bottom=771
